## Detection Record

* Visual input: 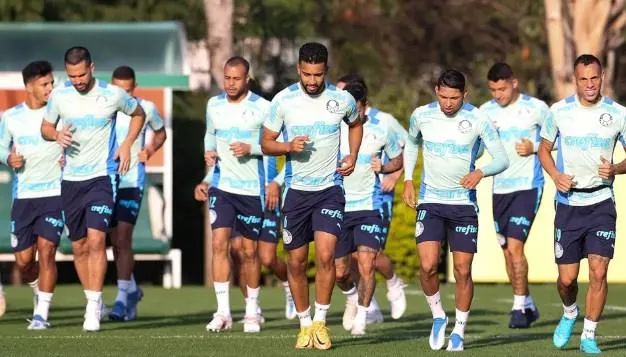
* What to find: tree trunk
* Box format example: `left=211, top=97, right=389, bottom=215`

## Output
left=204, top=0, right=234, bottom=91
left=545, top=0, right=575, bottom=100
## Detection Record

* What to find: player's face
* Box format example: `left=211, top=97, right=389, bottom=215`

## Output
left=27, top=73, right=54, bottom=104
left=298, top=62, right=326, bottom=95
left=435, top=85, right=465, bottom=116
left=66, top=60, right=94, bottom=93
left=111, top=78, right=136, bottom=96
left=575, top=62, right=603, bottom=105
left=488, top=79, right=518, bottom=107
left=223, top=64, right=248, bottom=100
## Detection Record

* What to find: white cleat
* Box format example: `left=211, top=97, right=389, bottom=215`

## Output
left=429, top=317, right=448, bottom=350
left=0, top=293, right=6, bottom=318
left=285, top=294, right=297, bottom=320
left=386, top=281, right=407, bottom=320
left=27, top=315, right=51, bottom=330
left=242, top=315, right=261, bottom=333
left=351, top=321, right=366, bottom=336
left=446, top=333, right=464, bottom=351
left=366, top=308, right=384, bottom=325
left=343, top=300, right=358, bottom=331
left=206, top=313, right=233, bottom=332
left=83, top=315, right=101, bottom=332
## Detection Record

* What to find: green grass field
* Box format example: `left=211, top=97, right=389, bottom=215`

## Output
left=1, top=283, right=626, bottom=356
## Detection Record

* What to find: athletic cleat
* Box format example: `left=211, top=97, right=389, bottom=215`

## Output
left=446, top=333, right=464, bottom=351
left=386, top=281, right=408, bottom=320
left=553, top=314, right=578, bottom=349
left=100, top=301, right=108, bottom=321
left=295, top=326, right=314, bottom=349
left=429, top=316, right=448, bottom=350
left=351, top=321, right=366, bottom=336
left=125, top=287, right=144, bottom=321
left=242, top=314, right=261, bottom=333
left=580, top=338, right=602, bottom=354
left=108, top=301, right=127, bottom=321
left=0, top=293, right=6, bottom=318
left=508, top=309, right=530, bottom=329
left=206, top=313, right=233, bottom=332
left=526, top=305, right=540, bottom=325
left=366, top=308, right=384, bottom=325
left=342, top=300, right=357, bottom=331
left=312, top=321, right=332, bottom=350
left=83, top=311, right=101, bottom=332
left=237, top=307, right=265, bottom=324
left=27, top=315, right=51, bottom=330
left=285, top=294, right=297, bottom=320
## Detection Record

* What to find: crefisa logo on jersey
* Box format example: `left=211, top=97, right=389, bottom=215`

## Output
left=599, top=113, right=613, bottom=127
left=458, top=119, right=472, bottom=133
left=95, top=95, right=108, bottom=106
left=326, top=99, right=341, bottom=114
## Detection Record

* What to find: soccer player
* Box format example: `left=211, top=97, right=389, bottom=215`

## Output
left=479, top=63, right=548, bottom=328
left=402, top=69, right=508, bottom=351
left=107, top=66, right=167, bottom=321
left=41, top=47, right=146, bottom=332
left=203, top=56, right=267, bottom=333
left=538, top=54, right=626, bottom=354
left=335, top=81, right=403, bottom=335
left=335, top=74, right=408, bottom=328
left=0, top=61, right=61, bottom=329
left=261, top=42, right=362, bottom=350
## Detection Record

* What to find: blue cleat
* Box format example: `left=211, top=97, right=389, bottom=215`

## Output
left=526, top=305, right=540, bottom=325
left=509, top=309, right=530, bottom=329
left=446, top=333, right=464, bottom=351
left=27, top=315, right=51, bottom=330
left=429, top=317, right=448, bottom=350
left=553, top=314, right=578, bottom=349
left=108, top=301, right=127, bottom=321
left=580, top=338, right=602, bottom=354
left=125, top=288, right=144, bottom=321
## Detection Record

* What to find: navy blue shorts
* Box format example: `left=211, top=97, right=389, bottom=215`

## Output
left=415, top=203, right=478, bottom=253
left=62, top=175, right=118, bottom=241
left=10, top=196, right=63, bottom=252
left=554, top=199, right=616, bottom=264
left=336, top=210, right=384, bottom=258
left=379, top=200, right=393, bottom=249
left=208, top=188, right=263, bottom=240
left=259, top=208, right=280, bottom=243
left=492, top=188, right=542, bottom=247
left=281, top=186, right=345, bottom=251
left=113, top=187, right=143, bottom=226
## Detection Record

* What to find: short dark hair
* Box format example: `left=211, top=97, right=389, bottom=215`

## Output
left=64, top=46, right=92, bottom=65
left=574, top=54, right=602, bottom=70
left=343, top=81, right=367, bottom=104
left=22, top=60, right=53, bottom=85
left=487, top=63, right=514, bottom=82
left=299, top=42, right=328, bottom=65
left=224, top=56, right=250, bottom=74
left=436, top=69, right=466, bottom=92
left=112, top=65, right=136, bottom=81
left=337, top=74, right=367, bottom=91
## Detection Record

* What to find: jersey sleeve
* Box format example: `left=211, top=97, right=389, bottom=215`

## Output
left=540, top=108, right=559, bottom=143
left=264, top=96, right=284, bottom=133
left=0, top=114, right=11, bottom=165
left=383, top=122, right=402, bottom=160
left=342, top=92, right=359, bottom=125
left=403, top=109, right=421, bottom=181
left=534, top=102, right=553, bottom=151
left=145, top=102, right=165, bottom=131
left=43, top=93, right=60, bottom=124
left=116, top=89, right=139, bottom=116
left=204, top=101, right=216, bottom=152
left=477, top=115, right=509, bottom=177
left=389, top=116, right=408, bottom=148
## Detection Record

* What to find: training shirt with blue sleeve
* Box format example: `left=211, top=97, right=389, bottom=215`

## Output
left=540, top=95, right=626, bottom=206
left=0, top=104, right=62, bottom=199
left=480, top=94, right=551, bottom=194
left=43, top=79, right=139, bottom=181
left=341, top=113, right=402, bottom=212
left=404, top=101, right=509, bottom=205
left=116, top=98, right=164, bottom=189
left=204, top=91, right=268, bottom=197
left=263, top=82, right=358, bottom=192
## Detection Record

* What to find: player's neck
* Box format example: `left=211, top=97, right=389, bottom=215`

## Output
left=508, top=91, right=521, bottom=107
left=578, top=94, right=602, bottom=107
left=24, top=96, right=45, bottom=110
left=226, top=90, right=248, bottom=104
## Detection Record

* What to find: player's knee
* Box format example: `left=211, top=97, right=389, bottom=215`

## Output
left=15, top=257, right=36, bottom=274
left=420, top=261, right=438, bottom=279
left=558, top=275, right=578, bottom=289
left=72, top=239, right=89, bottom=257
left=37, top=241, right=56, bottom=263
left=335, top=262, right=350, bottom=282
left=241, top=245, right=258, bottom=262
left=453, top=263, right=471, bottom=281
left=212, top=238, right=229, bottom=257
left=357, top=258, right=375, bottom=277
left=589, top=266, right=608, bottom=284
left=259, top=250, right=275, bottom=268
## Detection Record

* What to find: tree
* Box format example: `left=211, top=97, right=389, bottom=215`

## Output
left=204, top=0, right=234, bottom=90
left=544, top=0, right=626, bottom=99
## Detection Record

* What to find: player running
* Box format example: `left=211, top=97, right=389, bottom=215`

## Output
left=107, top=65, right=167, bottom=321
left=261, top=42, right=362, bottom=350
left=402, top=69, right=508, bottom=351
left=538, top=54, right=626, bottom=354
left=41, top=46, right=146, bottom=331
left=0, top=61, right=61, bottom=329
left=480, top=62, right=547, bottom=328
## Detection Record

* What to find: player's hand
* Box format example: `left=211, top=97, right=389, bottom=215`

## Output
left=381, top=175, right=398, bottom=192
left=56, top=124, right=73, bottom=148
left=265, top=181, right=280, bottom=210
left=288, top=136, right=309, bottom=153
left=460, top=169, right=484, bottom=189
left=115, top=142, right=132, bottom=175
left=194, top=182, right=209, bottom=201
left=230, top=142, right=251, bottom=158
left=7, top=146, right=24, bottom=169
left=371, top=157, right=382, bottom=173
left=515, top=138, right=534, bottom=157
left=58, top=154, right=65, bottom=168
left=552, top=172, right=576, bottom=193
left=205, top=151, right=218, bottom=167
left=598, top=155, right=615, bottom=179
left=138, top=147, right=154, bottom=163
left=403, top=180, right=416, bottom=208
left=338, top=154, right=356, bottom=176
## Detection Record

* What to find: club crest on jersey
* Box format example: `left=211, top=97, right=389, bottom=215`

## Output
left=242, top=109, right=255, bottom=120
left=599, top=113, right=613, bottom=127
left=95, top=95, right=108, bottom=106
left=458, top=120, right=473, bottom=133
left=283, top=229, right=293, bottom=245
left=326, top=99, right=341, bottom=114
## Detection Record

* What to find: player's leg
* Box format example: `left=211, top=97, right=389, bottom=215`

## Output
left=377, top=202, right=407, bottom=320
left=335, top=232, right=357, bottom=331
left=109, top=221, right=135, bottom=320
left=230, top=236, right=247, bottom=300
left=0, top=272, right=5, bottom=318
